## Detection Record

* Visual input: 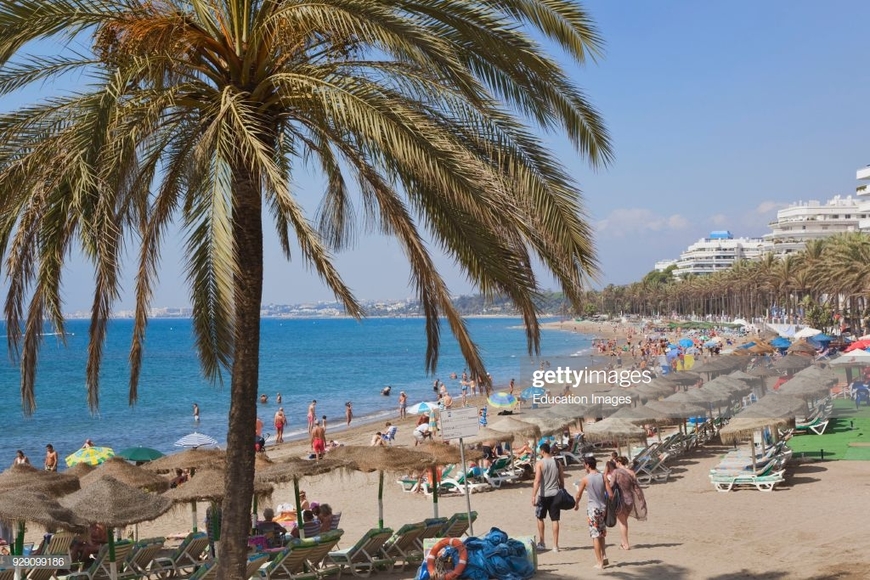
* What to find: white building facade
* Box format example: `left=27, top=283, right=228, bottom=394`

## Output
left=761, top=195, right=862, bottom=255
left=857, top=165, right=870, bottom=231
left=671, top=232, right=765, bottom=278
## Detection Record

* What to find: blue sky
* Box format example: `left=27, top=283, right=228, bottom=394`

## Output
left=3, top=1, right=870, bottom=312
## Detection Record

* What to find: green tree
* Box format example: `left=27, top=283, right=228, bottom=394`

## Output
left=0, top=1, right=610, bottom=577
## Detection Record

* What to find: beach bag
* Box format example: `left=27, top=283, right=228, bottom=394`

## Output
left=605, top=484, right=622, bottom=528
left=555, top=488, right=575, bottom=510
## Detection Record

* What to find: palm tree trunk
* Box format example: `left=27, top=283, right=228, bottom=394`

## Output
left=218, top=168, right=264, bottom=580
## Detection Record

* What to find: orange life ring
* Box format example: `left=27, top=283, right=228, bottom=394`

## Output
left=426, top=537, right=467, bottom=580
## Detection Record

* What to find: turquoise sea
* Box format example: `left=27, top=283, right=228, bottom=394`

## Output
left=0, top=317, right=596, bottom=468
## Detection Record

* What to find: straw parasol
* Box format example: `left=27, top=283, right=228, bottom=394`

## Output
left=663, top=371, right=701, bottom=386
left=787, top=340, right=819, bottom=355
left=417, top=442, right=483, bottom=465
left=255, top=457, right=344, bottom=534
left=777, top=378, right=831, bottom=400
left=328, top=446, right=435, bottom=529
left=516, top=416, right=573, bottom=436
left=464, top=426, right=516, bottom=445
left=632, top=380, right=677, bottom=400
left=66, top=462, right=96, bottom=478
left=728, top=370, right=759, bottom=382
left=706, top=376, right=754, bottom=396
left=610, top=405, right=662, bottom=425
left=747, top=365, right=781, bottom=377
left=791, top=365, right=838, bottom=385
left=488, top=417, right=542, bottom=440
left=719, top=410, right=791, bottom=445
left=62, top=477, right=173, bottom=580
left=163, top=469, right=273, bottom=533
left=81, top=457, right=170, bottom=492
left=582, top=418, right=648, bottom=447
left=773, top=354, right=813, bottom=372
left=144, top=448, right=226, bottom=474
left=0, top=489, right=85, bottom=556
left=543, top=403, right=600, bottom=420
left=644, top=399, right=706, bottom=421
left=753, top=394, right=808, bottom=418
left=0, top=464, right=81, bottom=496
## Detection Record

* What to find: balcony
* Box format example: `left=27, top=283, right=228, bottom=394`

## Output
left=858, top=166, right=870, bottom=181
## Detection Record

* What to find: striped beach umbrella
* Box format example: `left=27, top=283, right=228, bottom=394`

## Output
left=520, top=386, right=547, bottom=400
left=65, top=446, right=115, bottom=467
left=407, top=401, right=439, bottom=415
left=174, top=432, right=219, bottom=449
left=487, top=391, right=517, bottom=409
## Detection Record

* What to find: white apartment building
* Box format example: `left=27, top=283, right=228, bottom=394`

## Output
left=762, top=195, right=863, bottom=255
left=671, top=231, right=765, bottom=278
left=857, top=165, right=870, bottom=231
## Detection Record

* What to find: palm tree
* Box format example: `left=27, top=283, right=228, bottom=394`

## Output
left=0, top=1, right=611, bottom=577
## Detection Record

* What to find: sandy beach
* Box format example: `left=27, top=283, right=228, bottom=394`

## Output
left=82, top=399, right=865, bottom=580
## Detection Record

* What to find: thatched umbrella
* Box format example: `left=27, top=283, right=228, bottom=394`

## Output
left=610, top=405, right=662, bottom=425
left=777, top=378, right=831, bottom=401
left=787, top=340, right=819, bottom=355
left=415, top=442, right=483, bottom=520
left=517, top=416, right=574, bottom=436
left=328, top=446, right=434, bottom=529
left=0, top=489, right=85, bottom=560
left=62, top=477, right=172, bottom=580
left=753, top=394, right=808, bottom=418
left=747, top=365, right=780, bottom=377
left=464, top=426, right=516, bottom=445
left=632, top=380, right=677, bottom=400
left=544, top=403, right=600, bottom=420
left=81, top=457, right=170, bottom=492
left=773, top=354, right=813, bottom=372
left=66, top=462, right=96, bottom=478
left=582, top=418, right=647, bottom=456
left=728, top=370, right=759, bottom=383
left=254, top=457, right=344, bottom=537
left=488, top=417, right=542, bottom=440
left=144, top=448, right=226, bottom=474
left=0, top=465, right=81, bottom=496
left=718, top=408, right=792, bottom=473
left=644, top=399, right=706, bottom=427
left=664, top=371, right=702, bottom=386
left=164, top=469, right=273, bottom=533
left=791, top=365, right=838, bottom=385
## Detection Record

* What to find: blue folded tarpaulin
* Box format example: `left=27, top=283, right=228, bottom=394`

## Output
left=416, top=528, right=534, bottom=580
left=770, top=337, right=792, bottom=348
left=737, top=342, right=756, bottom=349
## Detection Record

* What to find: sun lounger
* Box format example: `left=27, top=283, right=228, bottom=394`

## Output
left=437, top=512, right=477, bottom=539
left=0, top=569, right=13, bottom=580
left=635, top=453, right=671, bottom=484
left=710, top=470, right=785, bottom=492
left=183, top=562, right=215, bottom=580
left=183, top=555, right=263, bottom=580
left=327, top=528, right=394, bottom=578
left=121, top=537, right=166, bottom=579
left=380, top=523, right=426, bottom=571
left=414, top=519, right=447, bottom=551
left=258, top=545, right=318, bottom=580
left=151, top=532, right=209, bottom=578
left=64, top=541, right=134, bottom=580
left=794, top=416, right=830, bottom=435
left=33, top=532, right=76, bottom=557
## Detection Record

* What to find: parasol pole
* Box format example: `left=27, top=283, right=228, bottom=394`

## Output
left=459, top=438, right=474, bottom=537
left=190, top=501, right=198, bottom=533
left=378, top=471, right=384, bottom=530
left=108, top=530, right=117, bottom=580
left=14, top=520, right=24, bottom=555
left=294, top=478, right=305, bottom=539
left=431, top=466, right=439, bottom=519
left=251, top=496, right=258, bottom=535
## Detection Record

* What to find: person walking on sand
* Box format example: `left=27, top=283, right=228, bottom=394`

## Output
left=612, top=457, right=647, bottom=550
left=531, top=443, right=564, bottom=552
left=44, top=444, right=57, bottom=471
left=274, top=408, right=286, bottom=444
left=307, top=400, right=317, bottom=434
left=345, top=402, right=353, bottom=426
left=311, top=420, right=326, bottom=460
left=574, top=456, right=612, bottom=570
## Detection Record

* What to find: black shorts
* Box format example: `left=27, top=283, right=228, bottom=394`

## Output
left=482, top=446, right=494, bottom=460
left=535, top=494, right=561, bottom=521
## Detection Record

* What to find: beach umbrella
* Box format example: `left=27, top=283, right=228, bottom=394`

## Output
left=644, top=399, right=706, bottom=421
left=144, top=448, right=226, bottom=474
left=65, top=462, right=96, bottom=478
left=610, top=405, right=662, bottom=425
left=770, top=337, right=792, bottom=349
left=0, top=465, right=81, bottom=496
left=542, top=402, right=602, bottom=421
left=777, top=378, right=831, bottom=400
left=791, top=365, right=838, bottom=385
left=632, top=380, right=676, bottom=400
left=707, top=376, right=754, bottom=396
left=747, top=365, right=780, bottom=377
left=62, top=477, right=172, bottom=580
left=516, top=416, right=573, bottom=436
left=81, top=457, right=170, bottom=493
left=328, top=446, right=434, bottom=530
left=748, top=343, right=777, bottom=355
left=0, top=489, right=85, bottom=560
left=407, top=401, right=439, bottom=415
left=773, top=354, right=813, bottom=372
left=415, top=443, right=483, bottom=520
left=718, top=408, right=792, bottom=472
left=464, top=426, right=516, bottom=445
left=787, top=340, right=819, bottom=355
left=164, top=469, right=273, bottom=533
left=664, top=371, right=701, bottom=386
left=116, top=447, right=165, bottom=463
left=829, top=350, right=870, bottom=367
left=520, top=386, right=547, bottom=400
left=794, top=327, right=821, bottom=339
left=174, top=432, right=219, bottom=449
left=581, top=418, right=647, bottom=456
left=678, top=338, right=694, bottom=348
left=255, top=458, right=344, bottom=537
left=727, top=370, right=759, bottom=383
left=753, top=394, right=808, bottom=418
left=488, top=417, right=542, bottom=440
left=65, top=446, right=115, bottom=467
left=487, top=391, right=518, bottom=409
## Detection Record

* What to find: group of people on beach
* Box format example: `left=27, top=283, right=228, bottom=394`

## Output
left=533, top=445, right=647, bottom=570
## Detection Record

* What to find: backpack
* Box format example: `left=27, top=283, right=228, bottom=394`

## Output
left=605, top=483, right=621, bottom=528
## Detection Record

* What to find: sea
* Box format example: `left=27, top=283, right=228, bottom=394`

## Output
left=0, top=317, right=599, bottom=468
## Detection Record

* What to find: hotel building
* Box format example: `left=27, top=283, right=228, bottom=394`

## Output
left=670, top=231, right=765, bottom=278
left=761, top=195, right=862, bottom=255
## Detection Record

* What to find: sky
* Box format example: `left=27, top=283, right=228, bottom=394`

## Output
left=3, top=1, right=870, bottom=312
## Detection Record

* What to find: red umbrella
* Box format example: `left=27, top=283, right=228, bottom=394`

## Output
left=844, top=339, right=870, bottom=352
